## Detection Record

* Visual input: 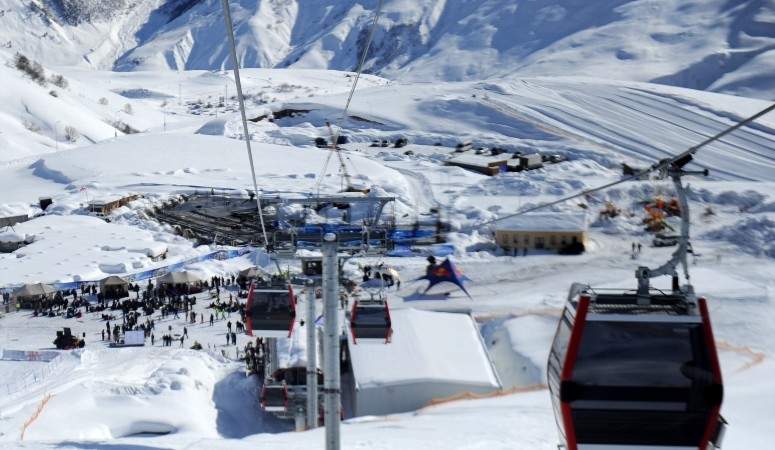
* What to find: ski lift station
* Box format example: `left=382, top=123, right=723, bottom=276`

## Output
left=251, top=295, right=502, bottom=420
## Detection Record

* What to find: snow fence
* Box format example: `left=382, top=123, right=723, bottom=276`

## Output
left=0, top=349, right=62, bottom=397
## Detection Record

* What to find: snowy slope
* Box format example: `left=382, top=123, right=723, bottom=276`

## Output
left=0, top=2, right=773, bottom=448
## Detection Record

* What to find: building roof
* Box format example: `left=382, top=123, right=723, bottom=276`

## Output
left=0, top=203, right=31, bottom=220
left=0, top=230, right=26, bottom=243
left=445, top=154, right=509, bottom=168
left=496, top=212, right=588, bottom=232
left=347, top=308, right=501, bottom=389
left=87, top=194, right=124, bottom=206
left=143, top=243, right=168, bottom=257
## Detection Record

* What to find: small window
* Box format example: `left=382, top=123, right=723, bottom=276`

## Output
left=524, top=235, right=530, bottom=245
left=549, top=235, right=556, bottom=246
left=512, top=234, right=519, bottom=244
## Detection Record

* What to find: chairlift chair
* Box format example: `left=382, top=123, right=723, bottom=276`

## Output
left=349, top=298, right=392, bottom=344
left=246, top=280, right=296, bottom=338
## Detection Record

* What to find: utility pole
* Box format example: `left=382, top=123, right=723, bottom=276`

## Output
left=54, top=121, right=61, bottom=152
left=322, top=233, right=340, bottom=450
left=114, top=111, right=120, bottom=141
left=306, top=279, right=318, bottom=429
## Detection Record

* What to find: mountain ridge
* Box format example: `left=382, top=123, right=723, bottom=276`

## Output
left=4, top=0, right=772, bottom=99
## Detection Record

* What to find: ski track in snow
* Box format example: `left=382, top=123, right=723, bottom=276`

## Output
left=488, top=80, right=775, bottom=181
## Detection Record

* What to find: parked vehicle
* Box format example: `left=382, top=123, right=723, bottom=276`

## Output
left=519, top=154, right=543, bottom=170
left=53, top=327, right=85, bottom=349
left=652, top=234, right=679, bottom=247
left=558, top=242, right=585, bottom=255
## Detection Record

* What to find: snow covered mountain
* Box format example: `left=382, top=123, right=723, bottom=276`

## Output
left=0, top=2, right=774, bottom=449
left=4, top=0, right=774, bottom=98
left=0, top=0, right=772, bottom=161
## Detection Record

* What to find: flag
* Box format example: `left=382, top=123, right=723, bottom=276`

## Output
left=415, top=257, right=472, bottom=298
left=79, top=186, right=87, bottom=191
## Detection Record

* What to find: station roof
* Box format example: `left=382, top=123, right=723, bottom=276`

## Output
left=347, top=308, right=501, bottom=389
left=446, top=154, right=510, bottom=168
left=496, top=212, right=588, bottom=233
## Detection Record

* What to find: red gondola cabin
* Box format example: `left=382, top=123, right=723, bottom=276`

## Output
left=547, top=283, right=726, bottom=450
left=246, top=278, right=296, bottom=338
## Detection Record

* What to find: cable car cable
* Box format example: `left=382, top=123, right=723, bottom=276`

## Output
left=221, top=0, right=270, bottom=249
left=315, top=0, right=385, bottom=193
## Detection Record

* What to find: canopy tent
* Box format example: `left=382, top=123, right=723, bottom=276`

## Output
left=99, top=276, right=129, bottom=300
left=415, top=257, right=472, bottom=299
left=157, top=271, right=201, bottom=284
left=237, top=267, right=260, bottom=282
left=386, top=267, right=400, bottom=281
left=11, top=282, right=55, bottom=299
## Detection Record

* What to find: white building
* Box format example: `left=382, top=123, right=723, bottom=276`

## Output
left=345, top=308, right=502, bottom=417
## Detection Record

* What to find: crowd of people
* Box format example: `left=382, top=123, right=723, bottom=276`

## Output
left=243, top=337, right=267, bottom=377
left=11, top=273, right=253, bottom=356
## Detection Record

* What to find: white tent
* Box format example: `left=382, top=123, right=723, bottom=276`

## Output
left=157, top=271, right=200, bottom=284
left=238, top=267, right=260, bottom=281
left=11, top=282, right=55, bottom=299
